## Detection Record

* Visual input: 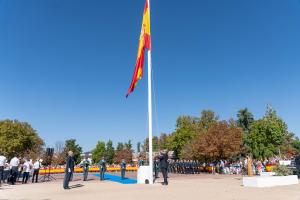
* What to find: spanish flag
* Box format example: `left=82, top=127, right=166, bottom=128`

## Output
left=126, top=0, right=151, bottom=97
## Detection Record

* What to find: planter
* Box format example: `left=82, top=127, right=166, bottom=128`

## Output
left=243, top=175, right=298, bottom=187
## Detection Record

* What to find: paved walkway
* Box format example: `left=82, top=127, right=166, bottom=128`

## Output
left=1, top=174, right=300, bottom=200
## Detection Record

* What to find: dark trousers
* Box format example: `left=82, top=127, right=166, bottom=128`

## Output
left=63, top=172, right=72, bottom=189
left=121, top=169, right=125, bottom=179
left=10, top=167, right=18, bottom=185
left=0, top=166, right=4, bottom=185
left=154, top=169, right=159, bottom=178
left=32, top=169, right=39, bottom=183
left=83, top=169, right=88, bottom=181
left=100, top=170, right=105, bottom=180
left=22, top=172, right=29, bottom=183
left=161, top=167, right=168, bottom=185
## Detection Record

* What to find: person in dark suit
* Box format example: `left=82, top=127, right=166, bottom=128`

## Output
left=159, top=150, right=168, bottom=186
left=138, top=158, right=144, bottom=167
left=63, top=151, right=75, bottom=189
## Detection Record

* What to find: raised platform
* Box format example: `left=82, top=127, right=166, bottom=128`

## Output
left=243, top=175, right=298, bottom=187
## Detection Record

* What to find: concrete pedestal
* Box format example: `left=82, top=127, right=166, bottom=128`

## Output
left=243, top=175, right=298, bottom=187
left=137, top=166, right=152, bottom=184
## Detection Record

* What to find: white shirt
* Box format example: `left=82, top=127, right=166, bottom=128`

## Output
left=10, top=157, right=20, bottom=167
left=0, top=155, right=7, bottom=167
left=23, top=161, right=31, bottom=173
left=33, top=161, right=41, bottom=169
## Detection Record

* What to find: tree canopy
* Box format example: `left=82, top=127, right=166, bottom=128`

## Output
left=105, top=140, right=115, bottom=164
left=0, top=120, right=44, bottom=159
left=64, top=139, right=82, bottom=164
left=244, top=106, right=290, bottom=160
left=181, top=121, right=242, bottom=161
left=237, top=108, right=254, bottom=132
left=92, top=141, right=106, bottom=163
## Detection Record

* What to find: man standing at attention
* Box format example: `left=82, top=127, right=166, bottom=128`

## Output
left=0, top=153, right=7, bottom=187
left=63, top=151, right=75, bottom=190
left=159, top=150, right=169, bottom=186
left=98, top=157, right=106, bottom=181
left=32, top=159, right=41, bottom=183
left=80, top=155, right=90, bottom=181
left=120, top=159, right=126, bottom=180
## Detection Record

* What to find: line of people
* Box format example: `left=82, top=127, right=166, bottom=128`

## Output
left=64, top=151, right=128, bottom=189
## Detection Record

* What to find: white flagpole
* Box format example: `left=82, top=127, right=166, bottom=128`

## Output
left=147, top=0, right=153, bottom=185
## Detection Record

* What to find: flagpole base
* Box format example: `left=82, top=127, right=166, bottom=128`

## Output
left=137, top=166, right=153, bottom=184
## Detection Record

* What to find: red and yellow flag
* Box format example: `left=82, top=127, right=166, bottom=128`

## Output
left=126, top=0, right=151, bottom=97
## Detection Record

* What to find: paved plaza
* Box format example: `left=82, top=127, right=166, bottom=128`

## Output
left=1, top=173, right=300, bottom=200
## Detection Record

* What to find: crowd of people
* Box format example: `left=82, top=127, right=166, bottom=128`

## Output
left=0, top=154, right=42, bottom=187
left=166, top=157, right=286, bottom=175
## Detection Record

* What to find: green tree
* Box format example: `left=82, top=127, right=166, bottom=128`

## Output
left=143, top=136, right=162, bottom=152
left=198, top=110, right=218, bottom=131
left=152, top=136, right=159, bottom=152
left=0, top=120, right=44, bottom=159
left=237, top=108, right=254, bottom=132
left=168, top=116, right=198, bottom=158
left=244, top=106, right=289, bottom=160
left=125, top=140, right=132, bottom=151
left=159, top=133, right=169, bottom=150
left=105, top=140, right=115, bottom=164
left=92, top=141, right=106, bottom=163
left=292, top=137, right=300, bottom=154
left=116, top=142, right=124, bottom=151
left=64, top=139, right=82, bottom=164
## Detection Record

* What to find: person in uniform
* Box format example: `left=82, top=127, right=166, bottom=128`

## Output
left=120, top=159, right=126, bottom=179
left=138, top=158, right=144, bottom=167
left=159, top=150, right=168, bottom=186
left=154, top=158, right=160, bottom=179
left=98, top=157, right=106, bottom=181
left=63, top=151, right=75, bottom=189
left=80, top=155, right=90, bottom=181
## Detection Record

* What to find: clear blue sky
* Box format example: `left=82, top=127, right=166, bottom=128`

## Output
left=0, top=0, right=299, bottom=152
